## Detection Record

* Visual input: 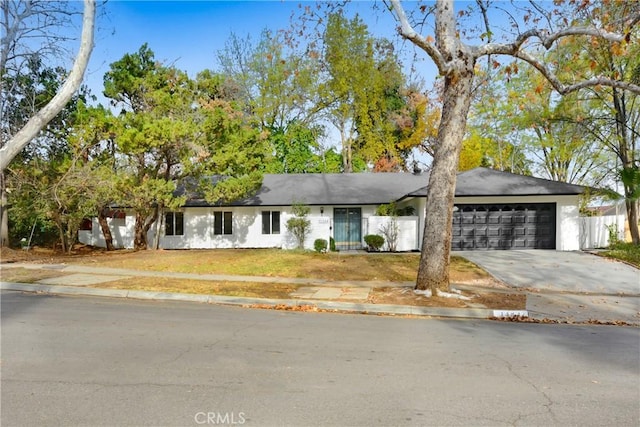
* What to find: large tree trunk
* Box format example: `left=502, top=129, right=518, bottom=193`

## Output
left=152, top=205, right=164, bottom=250
left=416, top=71, right=474, bottom=292
left=626, top=198, right=639, bottom=244
left=133, top=211, right=156, bottom=250
left=133, top=213, right=148, bottom=250
left=97, top=209, right=115, bottom=251
left=55, top=217, right=67, bottom=253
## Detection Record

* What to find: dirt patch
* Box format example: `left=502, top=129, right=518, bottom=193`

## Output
left=367, top=287, right=526, bottom=309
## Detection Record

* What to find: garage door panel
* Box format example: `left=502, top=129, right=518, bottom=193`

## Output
left=488, top=216, right=501, bottom=224
left=452, top=203, right=556, bottom=250
left=488, top=227, right=501, bottom=236
left=474, top=226, right=488, bottom=237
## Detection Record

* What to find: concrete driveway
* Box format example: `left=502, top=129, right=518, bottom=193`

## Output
left=456, top=250, right=639, bottom=296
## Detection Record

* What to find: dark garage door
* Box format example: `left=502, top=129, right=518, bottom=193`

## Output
left=452, top=203, right=556, bottom=250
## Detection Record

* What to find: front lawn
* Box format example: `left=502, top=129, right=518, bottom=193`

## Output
left=2, top=247, right=491, bottom=283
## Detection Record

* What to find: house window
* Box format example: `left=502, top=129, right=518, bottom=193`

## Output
left=214, top=211, right=233, bottom=235
left=165, top=212, right=184, bottom=236
left=262, top=211, right=280, bottom=234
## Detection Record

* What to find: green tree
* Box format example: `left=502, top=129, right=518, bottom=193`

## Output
left=104, top=46, right=267, bottom=249
left=469, top=62, right=607, bottom=183
left=558, top=0, right=640, bottom=243
left=322, top=13, right=422, bottom=172
left=4, top=58, right=96, bottom=251
left=458, top=130, right=529, bottom=174
left=0, top=0, right=96, bottom=247
left=218, top=31, right=326, bottom=173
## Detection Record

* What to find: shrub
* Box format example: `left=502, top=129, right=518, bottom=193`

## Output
left=397, top=206, right=416, bottom=216
left=379, top=217, right=399, bottom=252
left=605, top=223, right=620, bottom=247
left=364, top=234, right=384, bottom=251
left=329, top=237, right=336, bottom=252
left=314, top=239, right=328, bottom=253
left=376, top=202, right=415, bottom=216
left=286, top=203, right=311, bottom=249
left=375, top=203, right=397, bottom=216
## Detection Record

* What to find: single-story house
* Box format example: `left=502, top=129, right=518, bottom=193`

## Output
left=79, top=167, right=586, bottom=251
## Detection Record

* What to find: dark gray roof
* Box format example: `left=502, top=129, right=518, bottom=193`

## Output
left=182, top=168, right=585, bottom=207
left=406, top=167, right=585, bottom=198
left=244, top=173, right=428, bottom=205
left=183, top=173, right=429, bottom=207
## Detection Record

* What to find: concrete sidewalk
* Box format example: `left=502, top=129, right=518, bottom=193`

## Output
left=1, top=262, right=638, bottom=325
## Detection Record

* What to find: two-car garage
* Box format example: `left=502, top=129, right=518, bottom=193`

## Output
left=451, top=203, right=556, bottom=250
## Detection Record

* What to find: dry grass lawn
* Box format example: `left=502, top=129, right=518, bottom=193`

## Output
left=1, top=246, right=524, bottom=309
left=1, top=246, right=491, bottom=283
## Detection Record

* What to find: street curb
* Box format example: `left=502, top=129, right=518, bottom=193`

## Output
left=0, top=281, right=506, bottom=320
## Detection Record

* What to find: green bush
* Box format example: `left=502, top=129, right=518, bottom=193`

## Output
left=375, top=202, right=416, bottom=216
left=329, top=237, right=336, bottom=252
left=606, top=223, right=620, bottom=247
left=375, top=203, right=397, bottom=216
left=364, top=234, right=384, bottom=251
left=314, top=239, right=328, bottom=253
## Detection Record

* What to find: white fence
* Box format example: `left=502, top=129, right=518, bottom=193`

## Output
left=366, top=216, right=420, bottom=252
left=579, top=214, right=626, bottom=249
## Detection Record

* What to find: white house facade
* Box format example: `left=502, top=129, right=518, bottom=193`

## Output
left=79, top=168, right=587, bottom=252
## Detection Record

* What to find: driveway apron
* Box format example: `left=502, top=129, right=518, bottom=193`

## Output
left=456, top=250, right=639, bottom=296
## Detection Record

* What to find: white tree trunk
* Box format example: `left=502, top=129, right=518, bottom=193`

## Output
left=0, top=0, right=96, bottom=171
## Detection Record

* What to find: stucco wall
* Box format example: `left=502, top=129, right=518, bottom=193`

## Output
left=79, top=212, right=135, bottom=249
left=78, top=195, right=580, bottom=251
left=366, top=216, right=419, bottom=251
left=81, top=205, right=377, bottom=250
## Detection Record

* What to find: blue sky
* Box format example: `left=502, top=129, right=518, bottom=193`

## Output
left=84, top=0, right=432, bottom=104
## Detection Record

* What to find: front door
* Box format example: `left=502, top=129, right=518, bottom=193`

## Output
left=333, top=208, right=362, bottom=250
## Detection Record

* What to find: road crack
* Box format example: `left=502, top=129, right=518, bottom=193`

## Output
left=491, top=354, right=557, bottom=426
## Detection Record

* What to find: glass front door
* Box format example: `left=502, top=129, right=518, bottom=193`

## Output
left=333, top=208, right=362, bottom=250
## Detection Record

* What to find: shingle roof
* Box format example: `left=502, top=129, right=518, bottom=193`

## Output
left=183, top=172, right=429, bottom=207
left=406, top=167, right=585, bottom=198
left=181, top=168, right=585, bottom=207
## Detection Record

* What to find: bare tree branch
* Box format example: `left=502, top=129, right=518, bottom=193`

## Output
left=389, top=0, right=450, bottom=74
left=513, top=49, right=640, bottom=95
left=473, top=16, right=640, bottom=95
left=0, top=0, right=95, bottom=171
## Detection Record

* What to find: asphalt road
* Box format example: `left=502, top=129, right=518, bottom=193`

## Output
left=2, top=291, right=639, bottom=427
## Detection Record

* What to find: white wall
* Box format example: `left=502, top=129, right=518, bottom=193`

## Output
left=78, top=212, right=135, bottom=249
left=79, top=195, right=581, bottom=251
left=80, top=205, right=366, bottom=251
left=366, top=216, right=419, bottom=251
